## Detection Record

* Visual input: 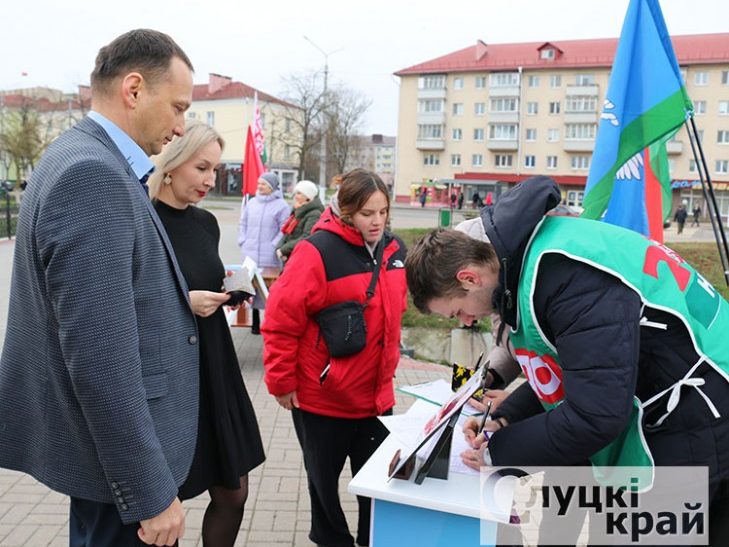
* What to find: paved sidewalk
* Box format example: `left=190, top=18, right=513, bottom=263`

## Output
left=0, top=325, right=450, bottom=547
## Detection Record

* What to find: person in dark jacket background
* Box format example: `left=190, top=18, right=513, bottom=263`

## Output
left=405, top=176, right=729, bottom=545
left=276, top=179, right=324, bottom=263
left=674, top=203, right=688, bottom=233
left=263, top=168, right=407, bottom=547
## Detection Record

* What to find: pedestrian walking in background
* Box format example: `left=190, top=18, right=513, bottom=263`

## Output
left=276, top=179, right=324, bottom=263
left=692, top=204, right=702, bottom=227
left=237, top=172, right=290, bottom=334
left=674, top=204, right=688, bottom=234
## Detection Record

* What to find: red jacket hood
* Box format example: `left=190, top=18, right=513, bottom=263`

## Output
left=311, top=206, right=367, bottom=247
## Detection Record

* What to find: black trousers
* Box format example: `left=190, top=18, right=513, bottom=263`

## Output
left=70, top=497, right=148, bottom=547
left=292, top=408, right=390, bottom=547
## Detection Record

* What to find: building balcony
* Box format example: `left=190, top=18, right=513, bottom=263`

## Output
left=488, top=111, right=519, bottom=123
left=563, top=139, right=595, bottom=152
left=564, top=112, right=598, bottom=124
left=566, top=84, right=600, bottom=96
left=666, top=140, right=683, bottom=154
left=487, top=139, right=519, bottom=151
left=488, top=86, right=520, bottom=97
left=416, top=112, right=446, bottom=125
left=417, top=88, right=447, bottom=100
left=416, top=139, right=445, bottom=150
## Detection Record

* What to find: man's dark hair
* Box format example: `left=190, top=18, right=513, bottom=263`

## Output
left=90, top=29, right=193, bottom=95
left=405, top=229, right=498, bottom=313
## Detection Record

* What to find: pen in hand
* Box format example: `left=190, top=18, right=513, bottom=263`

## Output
left=477, top=400, right=493, bottom=439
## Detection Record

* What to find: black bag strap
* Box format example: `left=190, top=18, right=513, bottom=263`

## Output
left=366, top=239, right=385, bottom=300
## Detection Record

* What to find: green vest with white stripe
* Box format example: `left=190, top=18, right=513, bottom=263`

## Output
left=509, top=216, right=729, bottom=488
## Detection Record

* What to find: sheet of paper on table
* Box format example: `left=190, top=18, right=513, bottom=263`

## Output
left=397, top=378, right=482, bottom=416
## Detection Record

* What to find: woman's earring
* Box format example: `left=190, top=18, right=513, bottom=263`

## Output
left=163, top=174, right=172, bottom=185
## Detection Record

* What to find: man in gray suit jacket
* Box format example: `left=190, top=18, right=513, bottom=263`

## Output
left=0, top=30, right=199, bottom=546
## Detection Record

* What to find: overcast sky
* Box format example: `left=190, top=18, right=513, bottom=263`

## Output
left=3, top=0, right=728, bottom=135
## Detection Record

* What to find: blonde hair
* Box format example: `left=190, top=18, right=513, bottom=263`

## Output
left=148, top=120, right=225, bottom=199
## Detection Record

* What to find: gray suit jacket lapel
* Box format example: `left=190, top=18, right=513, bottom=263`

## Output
left=74, top=118, right=192, bottom=303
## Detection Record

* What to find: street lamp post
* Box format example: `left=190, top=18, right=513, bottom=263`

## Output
left=303, top=36, right=342, bottom=200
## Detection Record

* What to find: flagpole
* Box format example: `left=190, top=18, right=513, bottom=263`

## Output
left=684, top=116, right=729, bottom=286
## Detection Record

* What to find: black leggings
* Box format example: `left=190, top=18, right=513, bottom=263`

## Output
left=292, top=408, right=391, bottom=547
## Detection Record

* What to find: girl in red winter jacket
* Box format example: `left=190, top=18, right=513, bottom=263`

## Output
left=262, top=168, right=407, bottom=547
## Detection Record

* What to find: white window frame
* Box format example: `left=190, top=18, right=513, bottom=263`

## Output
left=716, top=159, right=729, bottom=174
left=527, top=102, right=538, bottom=115
left=489, top=124, right=518, bottom=140
left=495, top=154, right=513, bottom=168
left=452, top=128, right=462, bottom=140
left=694, top=72, right=708, bottom=86
left=525, top=128, right=537, bottom=141
left=548, top=128, right=560, bottom=142
left=528, top=75, right=540, bottom=87
left=453, top=77, right=464, bottom=90
left=693, top=100, right=706, bottom=115
left=475, top=102, right=486, bottom=116
left=719, top=130, right=729, bottom=145
left=473, top=128, right=485, bottom=141
left=451, top=154, right=461, bottom=166
left=524, top=155, right=536, bottom=168
left=549, top=101, right=561, bottom=115
left=472, top=154, right=483, bottom=167
left=547, top=155, right=558, bottom=170
left=475, top=76, right=487, bottom=89
left=550, top=74, right=562, bottom=88
left=452, top=103, right=464, bottom=116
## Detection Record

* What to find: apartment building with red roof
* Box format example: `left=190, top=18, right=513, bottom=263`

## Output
left=394, top=33, right=729, bottom=220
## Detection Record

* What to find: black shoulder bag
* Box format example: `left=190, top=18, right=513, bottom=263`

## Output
left=315, top=240, right=384, bottom=358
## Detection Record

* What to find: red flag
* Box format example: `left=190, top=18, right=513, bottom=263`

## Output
left=242, top=125, right=263, bottom=196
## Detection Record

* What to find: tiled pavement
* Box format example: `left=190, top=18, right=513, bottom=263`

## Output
left=0, top=326, right=450, bottom=547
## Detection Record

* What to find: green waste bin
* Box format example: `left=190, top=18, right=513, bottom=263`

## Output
left=439, top=208, right=451, bottom=228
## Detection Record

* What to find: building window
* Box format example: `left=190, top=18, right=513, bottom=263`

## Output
left=540, top=49, right=555, bottom=60
left=475, top=102, right=486, bottom=116
left=452, top=128, right=462, bottom=140
left=207, top=111, right=215, bottom=125
left=451, top=154, right=461, bottom=166
left=495, top=154, right=513, bottom=168
left=472, top=154, right=483, bottom=167
left=565, top=123, right=597, bottom=140
left=418, top=99, right=445, bottom=113
left=452, top=103, right=464, bottom=116
left=719, top=130, right=729, bottom=144
left=547, top=155, right=558, bottom=169
left=489, top=124, right=518, bottom=140
left=473, top=128, right=485, bottom=141
left=418, top=75, right=446, bottom=89
left=525, top=128, right=537, bottom=141
left=694, top=72, right=708, bottom=86
left=475, top=76, right=487, bottom=89
left=528, top=75, right=540, bottom=87
left=566, top=96, right=597, bottom=112
left=418, top=124, right=443, bottom=139
left=571, top=155, right=591, bottom=170
left=524, top=155, right=536, bottom=168
left=453, top=77, right=464, bottom=90
left=186, top=111, right=197, bottom=119
left=527, top=102, right=539, bottom=115
left=490, top=72, right=520, bottom=87
left=575, top=74, right=595, bottom=85
left=716, top=160, right=728, bottom=174
left=490, top=98, right=518, bottom=112
left=550, top=74, right=562, bottom=87
left=689, top=159, right=697, bottom=173
left=693, top=100, right=706, bottom=115
left=548, top=128, right=560, bottom=142
left=720, top=101, right=729, bottom=115
left=549, top=101, right=561, bottom=115
left=423, top=153, right=440, bottom=166
left=566, top=191, right=585, bottom=208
